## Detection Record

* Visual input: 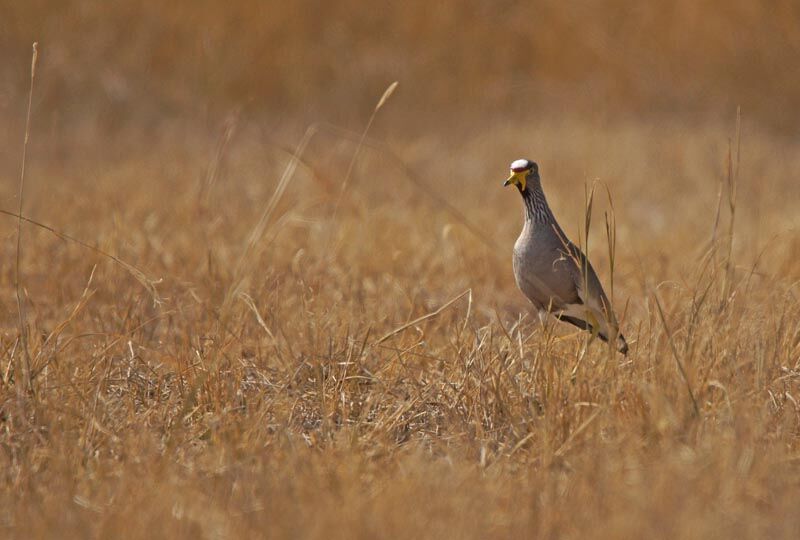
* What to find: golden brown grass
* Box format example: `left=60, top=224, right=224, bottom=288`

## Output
left=2, top=2, right=800, bottom=539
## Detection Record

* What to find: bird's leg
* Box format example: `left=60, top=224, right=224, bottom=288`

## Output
left=570, top=336, right=588, bottom=382
left=536, top=309, right=549, bottom=327
left=584, top=309, right=602, bottom=340
left=537, top=309, right=558, bottom=354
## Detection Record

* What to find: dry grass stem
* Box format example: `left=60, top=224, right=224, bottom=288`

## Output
left=2, top=5, right=800, bottom=539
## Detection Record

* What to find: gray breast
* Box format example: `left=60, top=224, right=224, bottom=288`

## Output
left=513, top=223, right=582, bottom=311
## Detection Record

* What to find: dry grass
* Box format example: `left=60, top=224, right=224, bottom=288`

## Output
left=2, top=2, right=800, bottom=539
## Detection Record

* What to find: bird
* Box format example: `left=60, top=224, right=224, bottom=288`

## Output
left=503, top=158, right=628, bottom=355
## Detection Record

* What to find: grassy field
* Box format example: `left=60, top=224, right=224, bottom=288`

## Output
left=2, top=2, right=800, bottom=539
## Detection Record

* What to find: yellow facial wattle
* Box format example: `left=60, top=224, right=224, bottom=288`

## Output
left=503, top=171, right=527, bottom=191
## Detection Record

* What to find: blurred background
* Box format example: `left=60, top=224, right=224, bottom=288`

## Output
left=3, top=1, right=800, bottom=134
left=0, top=0, right=798, bottom=293
left=2, top=0, right=800, bottom=325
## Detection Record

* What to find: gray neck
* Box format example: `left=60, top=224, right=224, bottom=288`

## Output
left=521, top=175, right=556, bottom=224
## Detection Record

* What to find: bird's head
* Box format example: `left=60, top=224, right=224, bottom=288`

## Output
left=503, top=159, right=538, bottom=193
